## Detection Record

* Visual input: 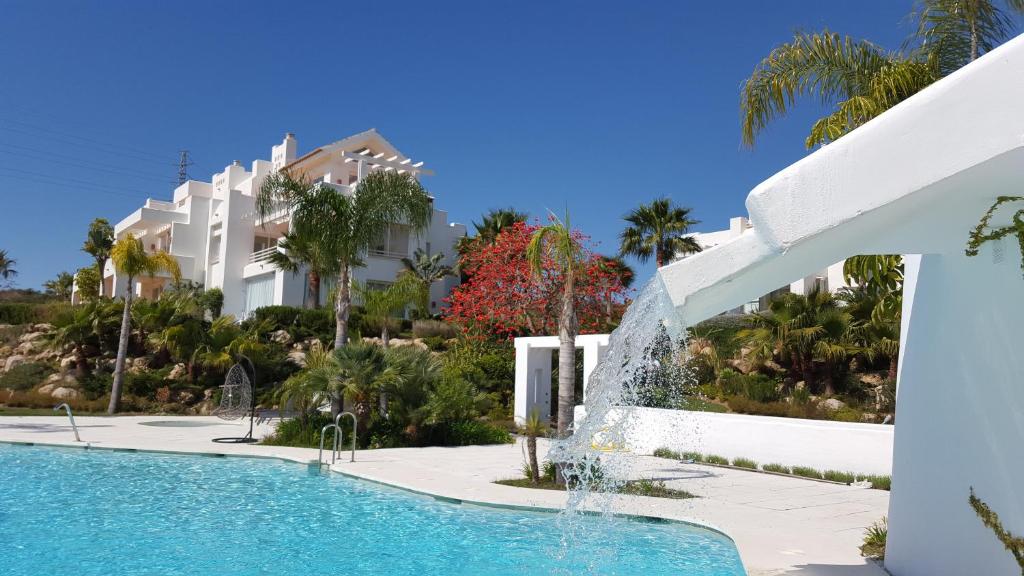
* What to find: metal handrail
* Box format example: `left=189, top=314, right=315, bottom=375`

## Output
left=318, top=424, right=342, bottom=466
left=53, top=403, right=81, bottom=442
left=334, top=412, right=357, bottom=463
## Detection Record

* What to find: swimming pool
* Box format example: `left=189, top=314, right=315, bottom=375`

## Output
left=0, top=444, right=746, bottom=575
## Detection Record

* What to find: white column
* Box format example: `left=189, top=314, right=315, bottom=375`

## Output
left=513, top=339, right=553, bottom=425
left=580, top=338, right=608, bottom=403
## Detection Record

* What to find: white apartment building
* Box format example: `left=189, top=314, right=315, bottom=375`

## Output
left=77, top=129, right=467, bottom=319
left=681, top=217, right=851, bottom=313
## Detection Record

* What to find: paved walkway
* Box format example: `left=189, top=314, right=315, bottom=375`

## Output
left=0, top=415, right=890, bottom=576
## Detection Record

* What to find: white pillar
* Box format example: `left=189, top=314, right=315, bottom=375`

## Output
left=513, top=339, right=552, bottom=425
left=580, top=336, right=609, bottom=403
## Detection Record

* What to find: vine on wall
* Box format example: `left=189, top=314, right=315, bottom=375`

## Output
left=970, top=487, right=1024, bottom=574
left=966, top=196, right=1024, bottom=275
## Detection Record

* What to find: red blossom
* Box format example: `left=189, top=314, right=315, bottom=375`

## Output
left=444, top=222, right=631, bottom=338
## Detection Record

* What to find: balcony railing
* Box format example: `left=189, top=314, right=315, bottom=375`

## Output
left=368, top=248, right=408, bottom=259
left=249, top=246, right=279, bottom=264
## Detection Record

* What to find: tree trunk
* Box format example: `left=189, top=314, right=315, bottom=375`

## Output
left=307, top=271, right=321, bottom=309
left=330, top=395, right=342, bottom=420
left=801, top=352, right=815, bottom=393
left=96, top=258, right=105, bottom=298
left=888, top=355, right=898, bottom=382
left=655, top=249, right=664, bottom=269
left=378, top=323, right=390, bottom=416
left=971, top=20, right=978, bottom=61
left=73, top=346, right=90, bottom=379
left=527, top=434, right=539, bottom=484
left=334, top=264, right=351, bottom=349
left=108, top=277, right=133, bottom=414
left=823, top=361, right=836, bottom=397
left=556, top=268, right=578, bottom=438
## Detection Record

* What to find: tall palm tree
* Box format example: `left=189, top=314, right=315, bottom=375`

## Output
left=401, top=248, right=455, bottom=316
left=0, top=249, right=17, bottom=284
left=527, top=211, right=584, bottom=438
left=44, top=271, right=75, bottom=300
left=108, top=234, right=180, bottom=414
left=457, top=208, right=529, bottom=256
left=619, top=198, right=702, bottom=268
left=257, top=170, right=432, bottom=349
left=334, top=341, right=393, bottom=433
left=741, top=1, right=1023, bottom=149
left=267, top=231, right=332, bottom=309
left=521, top=409, right=547, bottom=484
left=82, top=218, right=114, bottom=297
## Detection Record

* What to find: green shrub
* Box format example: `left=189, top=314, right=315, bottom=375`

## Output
left=542, top=460, right=557, bottom=482
left=791, top=386, right=811, bottom=405
left=412, top=319, right=457, bottom=339
left=823, top=470, right=857, bottom=484
left=682, top=451, right=704, bottom=462
left=420, top=420, right=513, bottom=446
left=653, top=447, right=681, bottom=459
left=732, top=457, right=758, bottom=469
left=78, top=372, right=112, bottom=400
left=791, top=466, right=824, bottom=480
left=705, top=454, right=729, bottom=465
left=762, top=463, right=791, bottom=474
left=125, top=370, right=170, bottom=398
left=247, top=305, right=338, bottom=342
left=860, top=475, right=892, bottom=491
left=0, top=303, right=36, bottom=324
left=726, top=396, right=825, bottom=419
left=720, top=371, right=782, bottom=403
left=619, top=478, right=696, bottom=500
left=422, top=335, right=449, bottom=352
left=827, top=406, right=865, bottom=422
left=0, top=362, right=54, bottom=391
left=262, top=413, right=338, bottom=448
left=860, top=517, right=887, bottom=560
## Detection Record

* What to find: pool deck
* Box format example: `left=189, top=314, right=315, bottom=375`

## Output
left=0, top=415, right=890, bottom=576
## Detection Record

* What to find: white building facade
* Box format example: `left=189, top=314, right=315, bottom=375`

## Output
left=682, top=216, right=851, bottom=313
left=78, top=129, right=466, bottom=319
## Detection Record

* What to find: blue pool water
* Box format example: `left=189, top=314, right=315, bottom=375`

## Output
left=0, top=444, right=746, bottom=575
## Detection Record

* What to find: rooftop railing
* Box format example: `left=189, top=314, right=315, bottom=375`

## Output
left=249, top=246, right=279, bottom=264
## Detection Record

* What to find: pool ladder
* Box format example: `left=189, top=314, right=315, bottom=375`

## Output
left=318, top=412, right=356, bottom=467
left=53, top=403, right=82, bottom=442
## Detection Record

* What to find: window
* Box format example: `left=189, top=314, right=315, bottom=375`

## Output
left=370, top=224, right=410, bottom=258
left=244, top=275, right=275, bottom=319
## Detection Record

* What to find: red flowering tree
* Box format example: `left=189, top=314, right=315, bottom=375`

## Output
left=445, top=221, right=630, bottom=338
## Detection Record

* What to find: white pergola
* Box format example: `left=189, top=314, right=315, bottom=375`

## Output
left=513, top=334, right=609, bottom=424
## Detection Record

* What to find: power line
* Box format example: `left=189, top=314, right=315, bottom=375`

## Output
left=0, top=116, right=176, bottom=162
left=0, top=166, right=158, bottom=199
left=0, top=123, right=178, bottom=167
left=177, top=150, right=194, bottom=185
left=0, top=147, right=177, bottom=184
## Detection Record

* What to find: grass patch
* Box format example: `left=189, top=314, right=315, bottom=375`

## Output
left=762, top=463, right=791, bottom=474
left=823, top=470, right=858, bottom=484
left=860, top=474, right=892, bottom=491
left=705, top=454, right=730, bottom=465
left=860, top=517, right=887, bottom=560
left=495, top=478, right=565, bottom=491
left=679, top=396, right=729, bottom=413
left=682, top=451, right=704, bottom=462
left=791, top=466, right=824, bottom=480
left=731, top=457, right=758, bottom=469
left=653, top=447, right=680, bottom=459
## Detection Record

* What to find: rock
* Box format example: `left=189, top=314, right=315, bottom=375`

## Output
left=132, top=357, right=150, bottom=370
left=286, top=350, right=306, bottom=367
left=17, top=331, right=46, bottom=344
left=32, top=323, right=54, bottom=333
left=51, top=387, right=80, bottom=400
left=861, top=413, right=878, bottom=423
left=42, top=373, right=78, bottom=389
left=821, top=398, right=846, bottom=411
left=3, top=355, right=26, bottom=373
left=31, top=349, right=59, bottom=362
left=59, top=356, right=77, bottom=371
left=270, top=330, right=293, bottom=346
left=858, top=373, right=885, bottom=387
left=0, top=345, right=12, bottom=359
left=175, top=390, right=196, bottom=404
left=300, top=337, right=319, bottom=351
left=37, top=383, right=57, bottom=395
left=167, top=363, right=188, bottom=380
left=14, top=341, right=36, bottom=356
left=203, top=388, right=216, bottom=401
left=194, top=400, right=216, bottom=416
left=794, top=381, right=806, bottom=391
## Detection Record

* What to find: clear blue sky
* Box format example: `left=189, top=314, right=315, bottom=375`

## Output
left=0, top=0, right=913, bottom=290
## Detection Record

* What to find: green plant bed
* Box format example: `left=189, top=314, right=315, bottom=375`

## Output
left=495, top=477, right=696, bottom=500
left=762, top=463, right=791, bottom=474
left=791, top=466, right=825, bottom=480
left=679, top=396, right=729, bottom=413
left=823, top=470, right=858, bottom=484
left=731, top=457, right=758, bottom=469
left=705, top=454, right=730, bottom=465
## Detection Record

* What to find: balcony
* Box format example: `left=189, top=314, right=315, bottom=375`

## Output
left=368, top=248, right=408, bottom=259
left=249, top=246, right=279, bottom=264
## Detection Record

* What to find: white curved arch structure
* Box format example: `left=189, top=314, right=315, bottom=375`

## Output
left=658, top=35, right=1024, bottom=576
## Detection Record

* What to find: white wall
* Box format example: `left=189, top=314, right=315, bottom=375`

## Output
left=579, top=407, right=894, bottom=475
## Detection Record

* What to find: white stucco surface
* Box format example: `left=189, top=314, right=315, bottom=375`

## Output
left=0, top=415, right=889, bottom=576
left=655, top=33, right=1024, bottom=576
left=582, top=408, right=894, bottom=476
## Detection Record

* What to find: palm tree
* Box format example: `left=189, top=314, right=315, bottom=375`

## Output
left=354, top=275, right=418, bottom=349
left=401, top=249, right=455, bottom=316
left=527, top=211, right=584, bottom=438
left=521, top=409, right=547, bottom=484
left=48, top=302, right=111, bottom=378
left=595, top=255, right=635, bottom=324
left=334, top=341, right=393, bottom=432
left=457, top=208, right=529, bottom=256
left=108, top=234, right=180, bottom=414
left=741, top=1, right=1023, bottom=149
left=267, top=231, right=332, bottom=309
left=619, top=198, right=702, bottom=268
left=44, top=271, right=75, bottom=301
left=0, top=249, right=17, bottom=284
left=257, top=170, right=432, bottom=349
left=382, top=346, right=441, bottom=443
left=82, top=218, right=114, bottom=297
